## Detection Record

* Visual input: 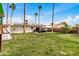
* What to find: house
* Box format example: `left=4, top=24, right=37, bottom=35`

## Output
left=53, top=23, right=65, bottom=32
left=46, top=23, right=65, bottom=32
left=74, top=26, right=79, bottom=34
left=11, top=23, right=48, bottom=33
left=0, top=3, right=12, bottom=40
left=0, top=3, right=4, bottom=40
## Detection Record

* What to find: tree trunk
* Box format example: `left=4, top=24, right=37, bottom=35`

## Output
left=52, top=3, right=54, bottom=32
left=38, top=9, right=41, bottom=25
left=35, top=16, right=37, bottom=25
left=23, top=3, right=26, bottom=33
left=10, top=10, right=13, bottom=24
left=6, top=3, right=9, bottom=24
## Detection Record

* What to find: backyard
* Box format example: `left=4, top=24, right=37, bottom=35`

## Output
left=0, top=32, right=79, bottom=56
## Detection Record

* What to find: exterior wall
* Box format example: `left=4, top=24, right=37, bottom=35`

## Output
left=53, top=24, right=65, bottom=28
left=12, top=27, right=23, bottom=33
left=2, top=25, right=12, bottom=40
left=2, top=34, right=12, bottom=40
left=12, top=26, right=33, bottom=33
left=25, top=26, right=33, bottom=33
left=53, top=28, right=63, bottom=32
left=46, top=24, right=65, bottom=32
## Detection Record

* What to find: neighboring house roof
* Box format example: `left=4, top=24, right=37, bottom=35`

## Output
left=3, top=24, right=10, bottom=27
left=47, top=24, right=65, bottom=28
left=0, top=3, right=4, bottom=17
left=11, top=24, right=46, bottom=27
left=75, top=26, right=79, bottom=30
left=53, top=24, right=65, bottom=28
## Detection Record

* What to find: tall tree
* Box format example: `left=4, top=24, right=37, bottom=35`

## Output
left=23, top=3, right=26, bottom=33
left=51, top=3, right=54, bottom=32
left=34, top=12, right=38, bottom=25
left=7, top=3, right=16, bottom=40
left=38, top=5, right=42, bottom=25
left=9, top=3, right=15, bottom=24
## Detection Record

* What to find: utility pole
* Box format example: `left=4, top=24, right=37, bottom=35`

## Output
left=52, top=3, right=54, bottom=32
left=23, top=3, right=26, bottom=33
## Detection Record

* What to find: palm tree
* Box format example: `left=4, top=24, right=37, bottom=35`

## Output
left=38, top=5, right=42, bottom=25
left=51, top=3, right=54, bottom=32
left=9, top=3, right=15, bottom=24
left=7, top=3, right=16, bottom=40
left=34, top=12, right=38, bottom=25
left=23, top=3, right=26, bottom=33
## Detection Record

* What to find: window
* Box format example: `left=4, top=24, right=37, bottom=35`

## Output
left=0, top=17, right=3, bottom=25
left=31, top=27, right=33, bottom=29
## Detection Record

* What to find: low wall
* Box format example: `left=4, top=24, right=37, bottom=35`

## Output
left=12, top=27, right=33, bottom=33
left=53, top=28, right=63, bottom=32
left=2, top=34, right=12, bottom=40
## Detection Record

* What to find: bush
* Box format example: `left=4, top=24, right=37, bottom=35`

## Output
left=61, top=22, right=71, bottom=33
left=62, top=27, right=70, bottom=33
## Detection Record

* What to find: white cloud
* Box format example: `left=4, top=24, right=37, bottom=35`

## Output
left=54, top=15, right=79, bottom=26
left=70, top=15, right=79, bottom=25
left=54, top=16, right=72, bottom=24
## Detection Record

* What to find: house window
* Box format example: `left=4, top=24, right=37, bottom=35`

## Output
left=31, top=27, right=33, bottom=29
left=0, top=17, right=3, bottom=25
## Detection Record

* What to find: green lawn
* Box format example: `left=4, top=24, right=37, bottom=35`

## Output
left=0, top=32, right=79, bottom=56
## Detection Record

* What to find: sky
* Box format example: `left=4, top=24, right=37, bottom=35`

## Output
left=2, top=3, right=79, bottom=26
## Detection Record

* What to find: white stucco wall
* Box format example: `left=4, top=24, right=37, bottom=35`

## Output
left=12, top=27, right=33, bottom=33
left=12, top=27, right=23, bottom=33
left=2, top=25, right=12, bottom=40
left=25, top=27, right=33, bottom=33
left=2, top=34, right=12, bottom=40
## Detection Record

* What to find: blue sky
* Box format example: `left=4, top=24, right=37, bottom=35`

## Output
left=2, top=3, right=79, bottom=26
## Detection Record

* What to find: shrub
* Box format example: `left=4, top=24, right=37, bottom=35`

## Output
left=61, top=22, right=71, bottom=33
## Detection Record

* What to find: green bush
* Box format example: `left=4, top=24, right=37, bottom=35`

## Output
left=61, top=22, right=71, bottom=33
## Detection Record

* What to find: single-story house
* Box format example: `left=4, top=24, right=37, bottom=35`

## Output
left=0, top=3, right=12, bottom=40
left=46, top=23, right=65, bottom=32
left=11, top=24, right=47, bottom=33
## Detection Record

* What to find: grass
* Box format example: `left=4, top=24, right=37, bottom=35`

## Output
left=0, top=32, right=79, bottom=56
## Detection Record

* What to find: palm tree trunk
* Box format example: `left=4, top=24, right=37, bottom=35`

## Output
left=10, top=10, right=13, bottom=24
left=38, top=9, right=41, bottom=32
left=6, top=3, right=9, bottom=24
left=23, top=3, right=26, bottom=33
left=38, top=10, right=40, bottom=25
left=35, top=16, right=37, bottom=25
left=52, top=3, right=54, bottom=32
